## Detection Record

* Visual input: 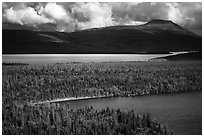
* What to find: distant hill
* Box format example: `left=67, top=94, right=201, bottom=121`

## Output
left=3, top=19, right=202, bottom=54
left=149, top=52, right=202, bottom=61
left=2, top=22, right=57, bottom=31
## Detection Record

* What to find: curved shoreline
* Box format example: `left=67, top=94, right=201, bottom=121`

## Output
left=32, top=95, right=110, bottom=105
left=32, top=90, right=201, bottom=105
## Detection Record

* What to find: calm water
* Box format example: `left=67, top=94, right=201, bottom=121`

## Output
left=62, top=92, right=202, bottom=135
left=2, top=54, right=174, bottom=64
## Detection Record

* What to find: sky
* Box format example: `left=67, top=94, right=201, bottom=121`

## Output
left=2, top=2, right=202, bottom=35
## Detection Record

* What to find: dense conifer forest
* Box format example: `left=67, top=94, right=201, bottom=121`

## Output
left=2, top=61, right=201, bottom=134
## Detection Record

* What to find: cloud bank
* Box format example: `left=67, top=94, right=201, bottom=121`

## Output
left=2, top=2, right=202, bottom=35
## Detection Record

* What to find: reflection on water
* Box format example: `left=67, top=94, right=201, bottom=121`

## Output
left=63, top=92, right=202, bottom=135
left=2, top=54, right=172, bottom=64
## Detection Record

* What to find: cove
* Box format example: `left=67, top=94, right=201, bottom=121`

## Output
left=61, top=92, right=202, bottom=135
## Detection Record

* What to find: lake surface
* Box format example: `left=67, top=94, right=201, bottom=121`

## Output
left=2, top=53, right=187, bottom=64
left=62, top=92, right=202, bottom=135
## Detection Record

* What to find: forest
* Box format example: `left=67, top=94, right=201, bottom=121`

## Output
left=3, top=61, right=201, bottom=104
left=3, top=103, right=172, bottom=135
left=2, top=61, right=202, bottom=134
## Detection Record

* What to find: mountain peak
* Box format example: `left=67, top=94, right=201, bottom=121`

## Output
left=146, top=19, right=174, bottom=25
left=144, top=19, right=184, bottom=30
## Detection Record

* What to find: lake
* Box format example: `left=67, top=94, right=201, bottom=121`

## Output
left=2, top=52, right=188, bottom=64
left=61, top=92, right=202, bottom=135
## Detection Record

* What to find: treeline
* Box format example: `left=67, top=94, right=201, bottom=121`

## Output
left=2, top=61, right=202, bottom=104
left=2, top=102, right=172, bottom=135
left=3, top=63, right=28, bottom=66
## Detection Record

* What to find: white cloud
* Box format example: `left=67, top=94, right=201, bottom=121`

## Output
left=72, top=2, right=117, bottom=29
left=39, top=3, right=71, bottom=23
left=2, top=2, right=202, bottom=34
left=117, top=15, right=146, bottom=26
left=124, top=20, right=146, bottom=26
left=38, top=3, right=75, bottom=32
left=3, top=7, right=52, bottom=25
left=166, top=3, right=185, bottom=25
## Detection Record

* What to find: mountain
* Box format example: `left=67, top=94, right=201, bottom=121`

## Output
left=2, top=19, right=202, bottom=54
left=3, top=22, right=35, bottom=30
left=149, top=52, right=202, bottom=61
left=144, top=19, right=183, bottom=29
left=2, top=22, right=57, bottom=31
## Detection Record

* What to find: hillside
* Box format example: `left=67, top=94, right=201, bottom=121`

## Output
left=3, top=19, right=202, bottom=54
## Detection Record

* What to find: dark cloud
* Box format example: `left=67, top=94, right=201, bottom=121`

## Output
left=170, top=2, right=202, bottom=35
left=2, top=2, right=202, bottom=35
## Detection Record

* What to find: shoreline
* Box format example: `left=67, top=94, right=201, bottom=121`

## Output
left=32, top=90, right=201, bottom=105
left=32, top=95, right=110, bottom=105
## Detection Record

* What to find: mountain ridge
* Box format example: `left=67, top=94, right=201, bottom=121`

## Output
left=3, top=19, right=202, bottom=54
